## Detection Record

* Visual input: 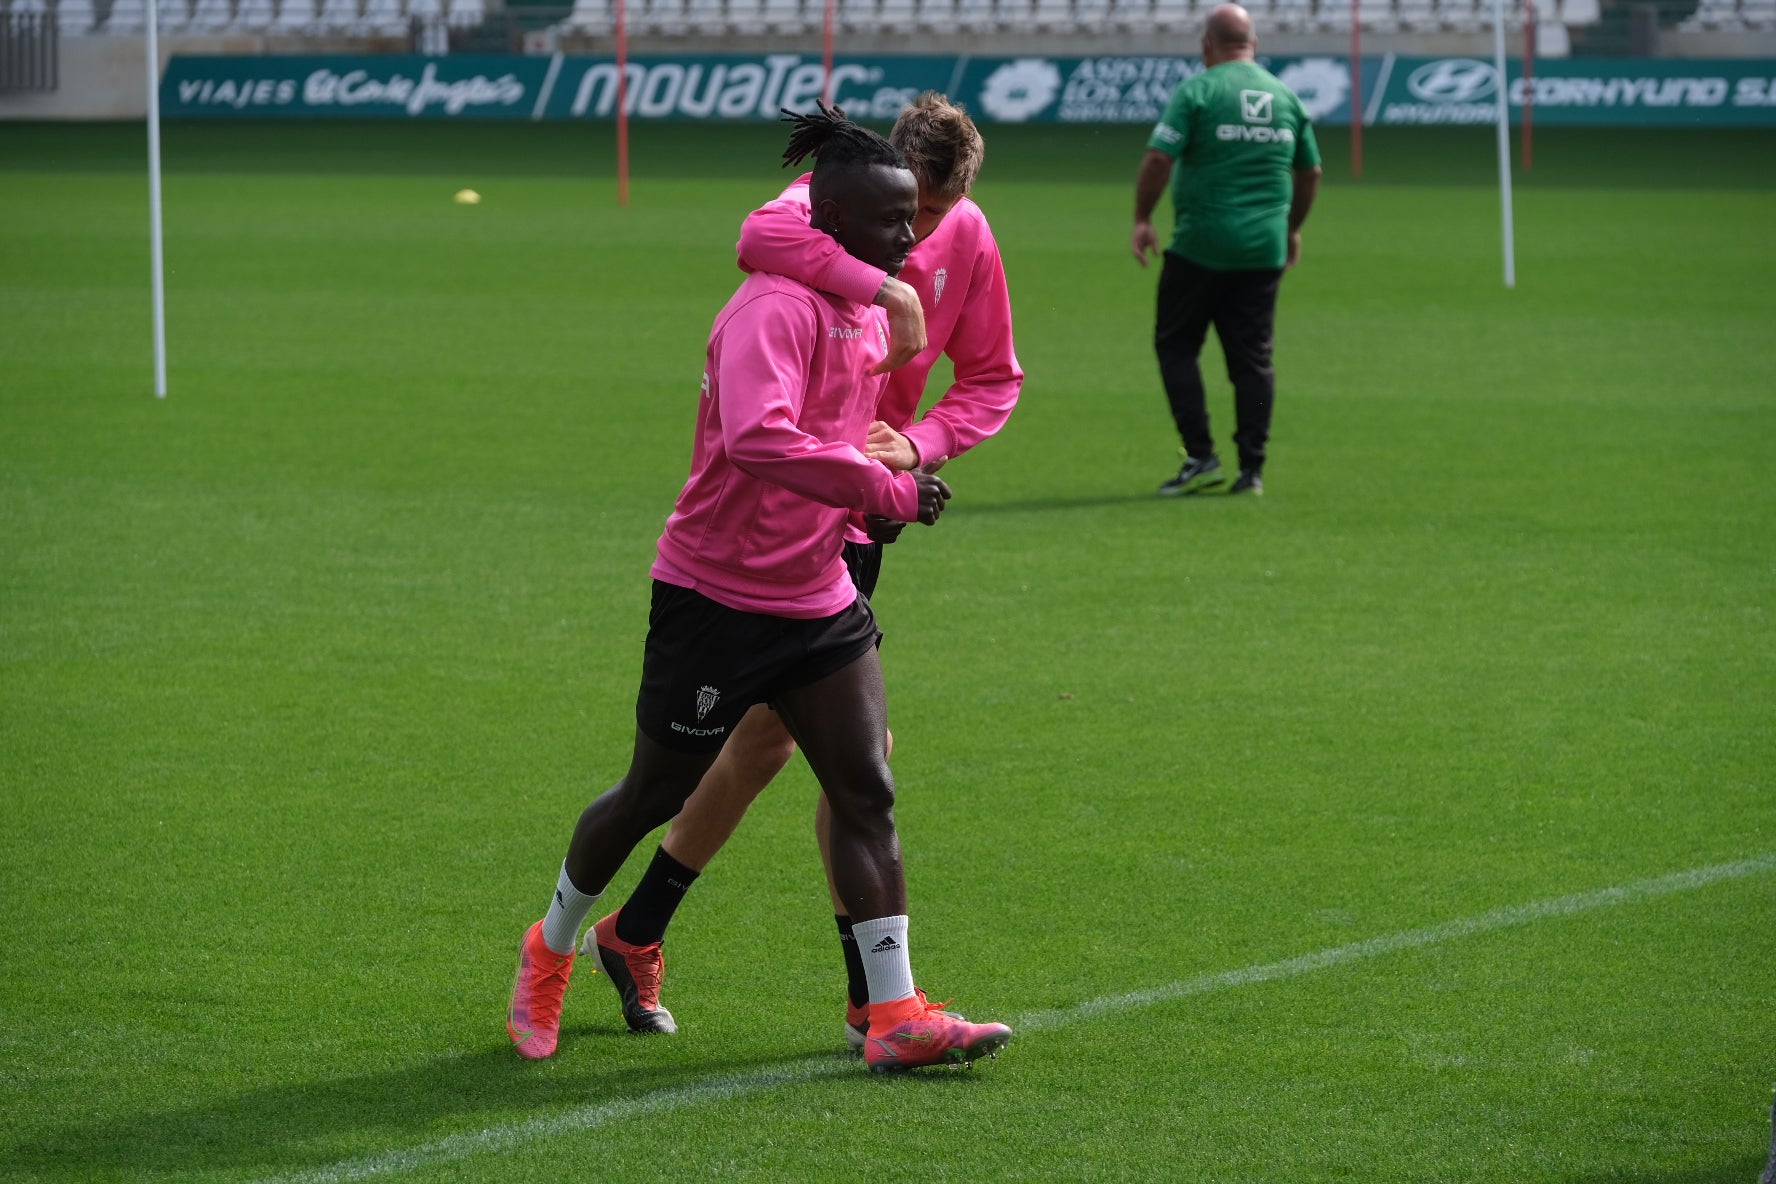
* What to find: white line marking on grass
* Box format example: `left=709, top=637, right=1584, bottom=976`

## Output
left=1014, top=853, right=1776, bottom=1032
left=254, top=854, right=1775, bottom=1184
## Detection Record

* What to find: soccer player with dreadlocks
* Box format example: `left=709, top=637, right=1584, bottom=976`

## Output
left=584, top=93, right=1023, bottom=1053
left=506, top=104, right=1014, bottom=1073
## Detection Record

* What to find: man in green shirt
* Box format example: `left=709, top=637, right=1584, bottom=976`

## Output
left=1132, top=3, right=1322, bottom=497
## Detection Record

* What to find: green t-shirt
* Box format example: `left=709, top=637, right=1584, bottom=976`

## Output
left=1147, top=59, right=1322, bottom=271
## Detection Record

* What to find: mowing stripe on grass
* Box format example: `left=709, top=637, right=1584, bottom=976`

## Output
left=257, top=854, right=1775, bottom=1184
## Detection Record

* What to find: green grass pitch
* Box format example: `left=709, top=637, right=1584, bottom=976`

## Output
left=2, top=118, right=1773, bottom=1182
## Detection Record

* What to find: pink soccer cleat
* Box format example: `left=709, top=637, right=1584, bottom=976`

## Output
left=507, top=919, right=576, bottom=1060
left=583, top=911, right=677, bottom=1034
left=863, top=995, right=1011, bottom=1074
left=846, top=987, right=964, bottom=1052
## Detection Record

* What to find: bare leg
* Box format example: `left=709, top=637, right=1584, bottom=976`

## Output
left=776, top=650, right=903, bottom=921
left=814, top=728, right=890, bottom=911
left=562, top=730, right=719, bottom=895
left=660, top=703, right=798, bottom=872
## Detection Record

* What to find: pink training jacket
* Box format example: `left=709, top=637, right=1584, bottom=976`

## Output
left=651, top=272, right=922, bottom=619
left=737, top=175, right=1025, bottom=485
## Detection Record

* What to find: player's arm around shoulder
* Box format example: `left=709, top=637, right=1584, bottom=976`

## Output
left=736, top=177, right=889, bottom=311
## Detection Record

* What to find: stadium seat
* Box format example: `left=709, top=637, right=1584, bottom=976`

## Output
left=1741, top=0, right=1773, bottom=24
left=316, top=0, right=358, bottom=30
left=100, top=0, right=143, bottom=31
left=1030, top=0, right=1072, bottom=29
left=954, top=0, right=994, bottom=27
left=1557, top=0, right=1597, bottom=19
left=352, top=0, right=403, bottom=32
left=1676, top=0, right=1734, bottom=26
left=835, top=0, right=875, bottom=28
left=186, top=0, right=231, bottom=29
left=1149, top=0, right=1191, bottom=28
left=1072, top=0, right=1109, bottom=25
left=1534, top=16, right=1569, bottom=51
left=560, top=0, right=612, bottom=33
left=762, top=0, right=805, bottom=30
left=407, top=0, right=445, bottom=47
left=681, top=0, right=723, bottom=31
left=996, top=0, right=1037, bottom=29
left=726, top=0, right=765, bottom=32
left=57, top=0, right=97, bottom=29
left=635, top=0, right=686, bottom=33
left=226, top=0, right=272, bottom=29
left=1434, top=0, right=1478, bottom=29
left=1395, top=0, right=1435, bottom=27
left=1112, top=0, right=1153, bottom=30
left=916, top=0, right=956, bottom=31
left=268, top=0, right=316, bottom=32
left=445, top=0, right=481, bottom=25
left=155, top=0, right=191, bottom=27
left=1272, top=0, right=1312, bottom=28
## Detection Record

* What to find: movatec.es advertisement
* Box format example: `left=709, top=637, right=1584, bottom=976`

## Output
left=161, top=53, right=1776, bottom=126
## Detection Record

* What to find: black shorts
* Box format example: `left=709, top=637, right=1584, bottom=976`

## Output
left=842, top=539, right=883, bottom=600
left=635, top=581, right=882, bottom=753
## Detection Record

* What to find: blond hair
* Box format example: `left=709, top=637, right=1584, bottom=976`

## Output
left=889, top=92, right=985, bottom=199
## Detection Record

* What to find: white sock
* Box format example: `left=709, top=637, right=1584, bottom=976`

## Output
left=851, top=914, right=916, bottom=1006
left=541, top=864, right=600, bottom=955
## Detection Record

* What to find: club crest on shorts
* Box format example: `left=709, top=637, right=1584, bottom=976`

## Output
left=694, top=685, right=720, bottom=722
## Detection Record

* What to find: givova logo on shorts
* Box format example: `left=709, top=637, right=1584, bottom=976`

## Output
left=670, top=685, right=726, bottom=738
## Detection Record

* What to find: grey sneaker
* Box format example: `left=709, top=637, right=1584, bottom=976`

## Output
left=1158, top=454, right=1224, bottom=497
left=1228, top=470, right=1263, bottom=496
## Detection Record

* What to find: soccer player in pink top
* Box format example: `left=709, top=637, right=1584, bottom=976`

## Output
left=507, top=105, right=1013, bottom=1074
left=584, top=93, right=1025, bottom=1054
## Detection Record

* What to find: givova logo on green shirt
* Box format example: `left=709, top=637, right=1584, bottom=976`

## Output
left=1219, top=90, right=1295, bottom=143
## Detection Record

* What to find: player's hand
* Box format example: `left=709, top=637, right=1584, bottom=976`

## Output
left=913, top=469, right=952, bottom=526
left=1286, top=230, right=1302, bottom=270
left=864, top=420, right=920, bottom=471
left=870, top=277, right=927, bottom=375
left=1131, top=220, right=1160, bottom=268
left=863, top=514, right=907, bottom=544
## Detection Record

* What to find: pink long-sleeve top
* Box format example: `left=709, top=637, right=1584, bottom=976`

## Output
left=651, top=272, right=922, bottom=619
left=736, top=175, right=1025, bottom=471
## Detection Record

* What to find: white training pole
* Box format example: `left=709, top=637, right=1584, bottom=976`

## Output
left=1491, top=0, right=1516, bottom=288
left=146, top=0, right=168, bottom=396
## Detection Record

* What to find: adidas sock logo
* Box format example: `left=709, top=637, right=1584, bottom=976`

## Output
left=870, top=935, right=900, bottom=953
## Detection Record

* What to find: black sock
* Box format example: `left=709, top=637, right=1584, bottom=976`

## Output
left=836, top=915, right=868, bottom=1008
left=614, top=847, right=700, bottom=947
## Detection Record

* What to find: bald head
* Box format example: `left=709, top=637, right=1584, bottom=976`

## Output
left=1202, top=3, right=1257, bottom=63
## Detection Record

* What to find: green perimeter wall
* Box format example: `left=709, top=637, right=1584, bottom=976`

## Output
left=161, top=52, right=1776, bottom=125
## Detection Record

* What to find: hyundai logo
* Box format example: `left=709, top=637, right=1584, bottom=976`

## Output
left=1406, top=59, right=1499, bottom=102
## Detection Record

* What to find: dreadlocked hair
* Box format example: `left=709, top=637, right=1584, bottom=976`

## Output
left=779, top=102, right=906, bottom=177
